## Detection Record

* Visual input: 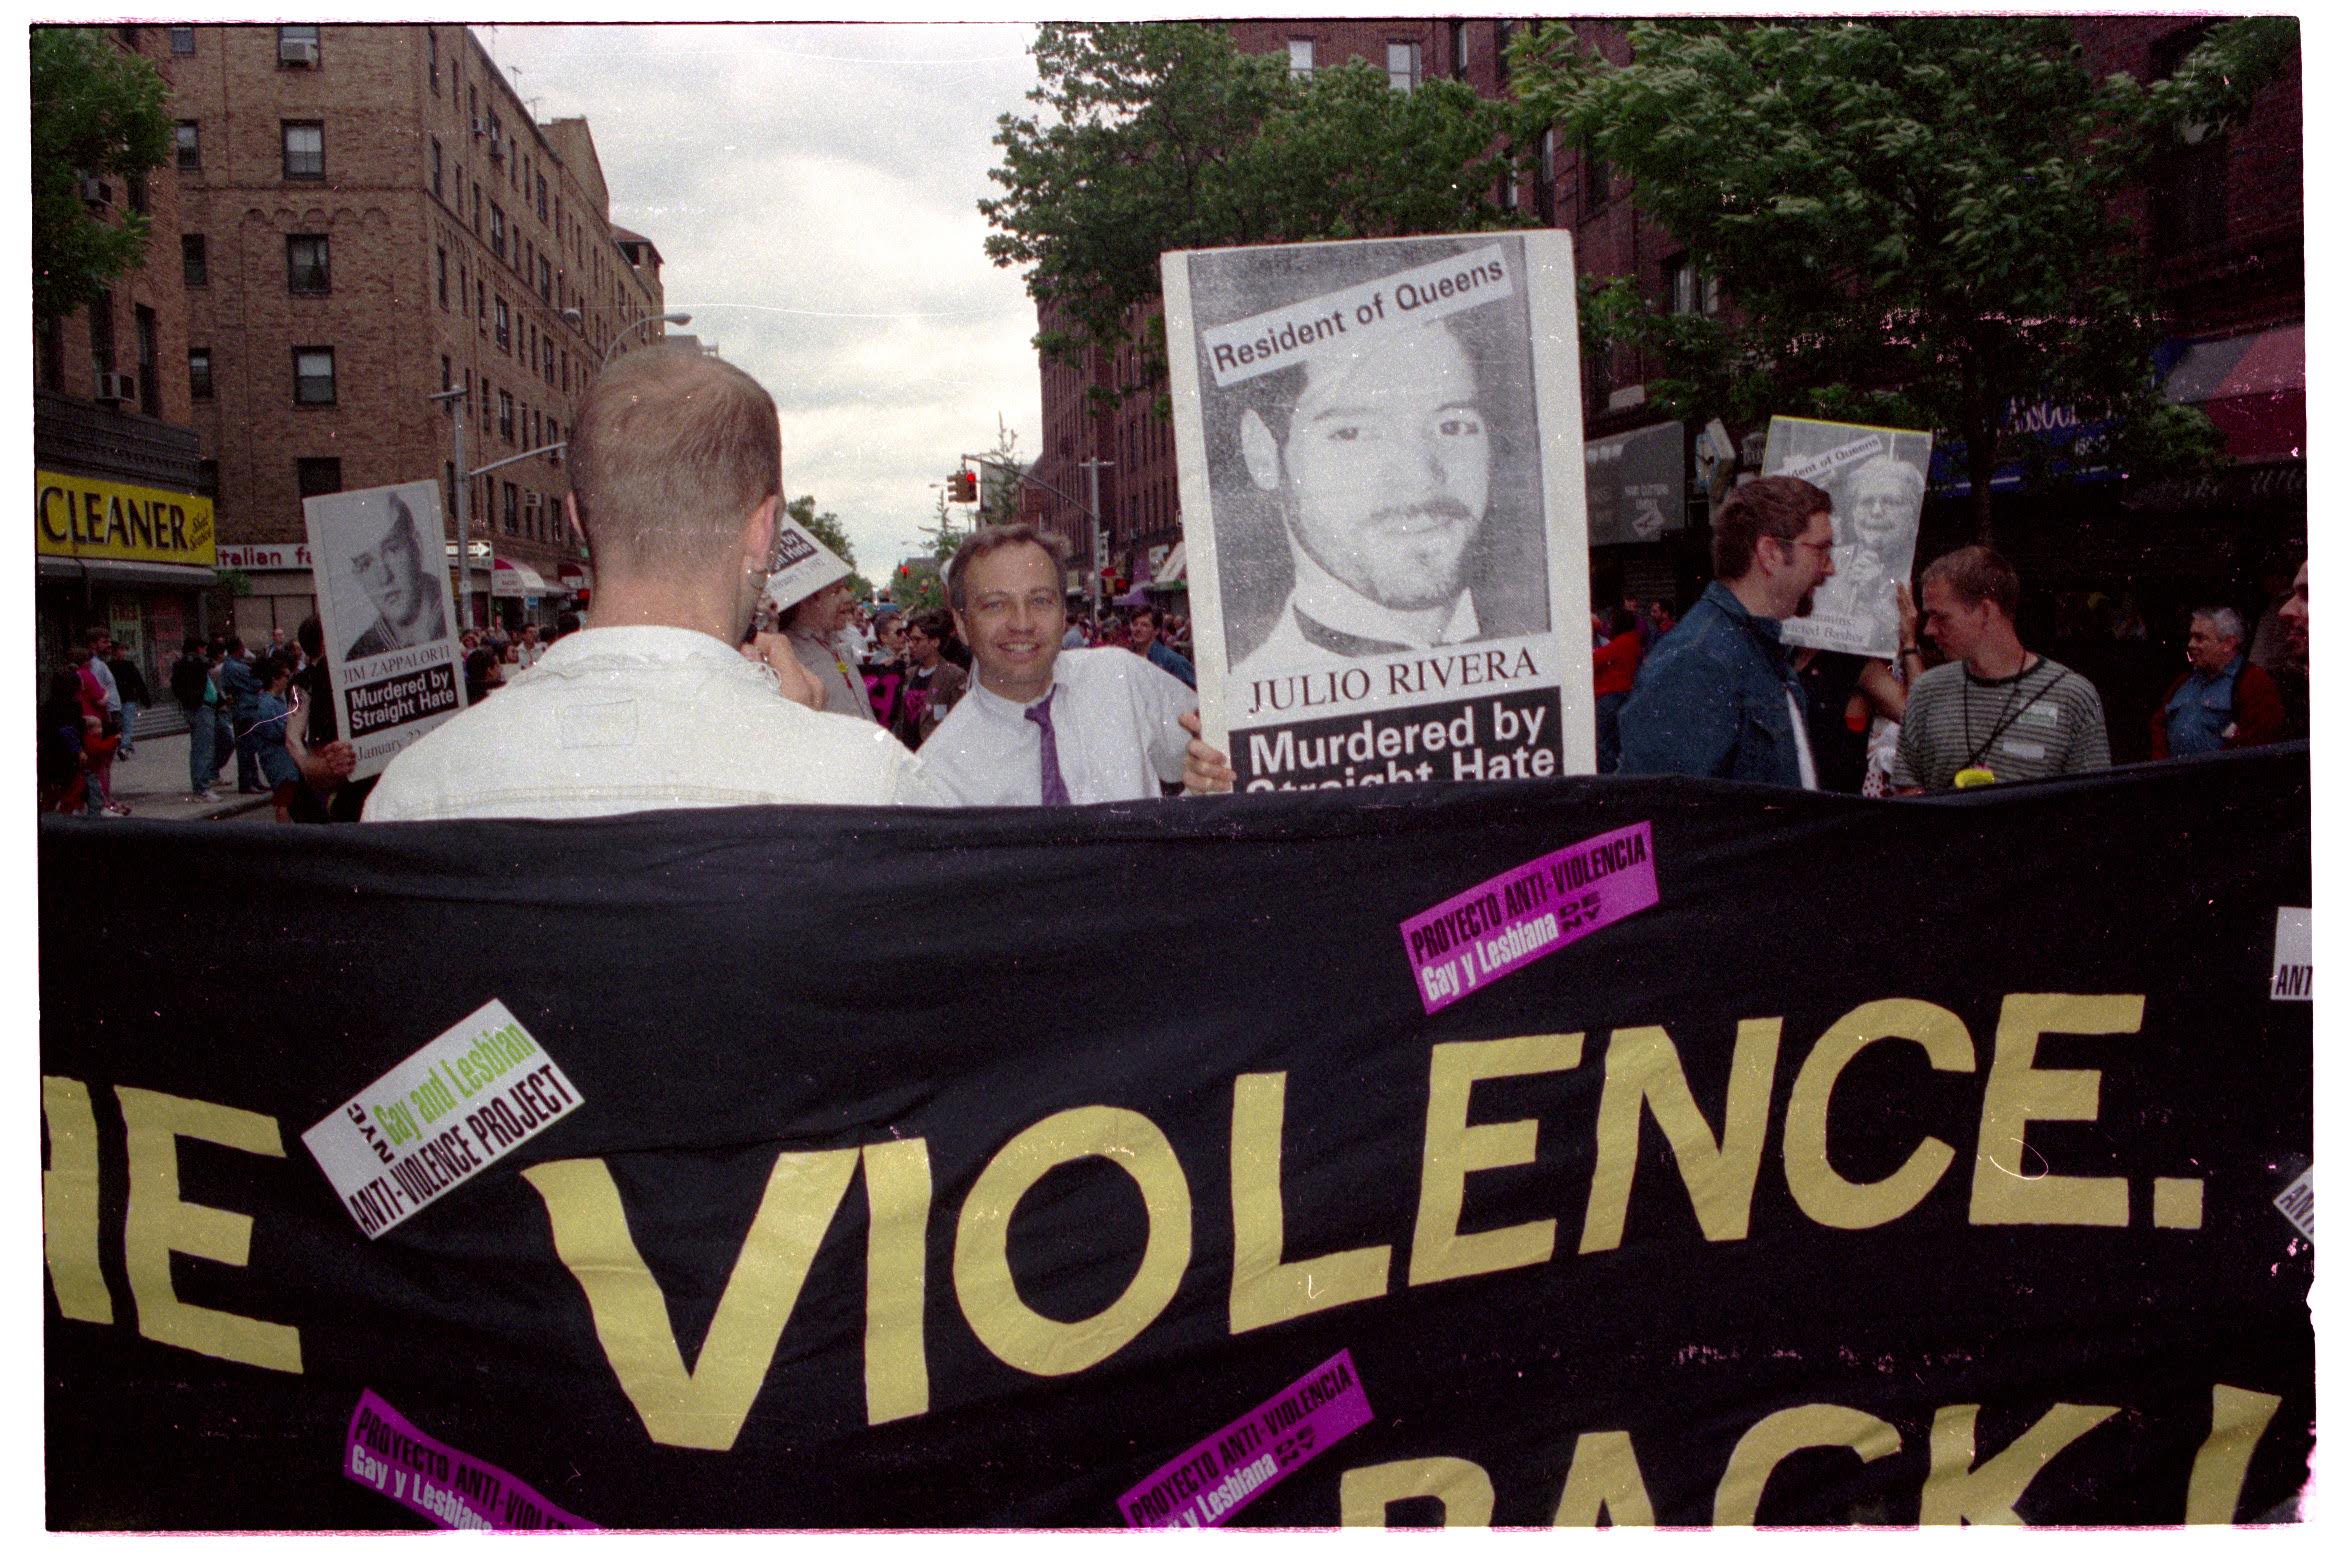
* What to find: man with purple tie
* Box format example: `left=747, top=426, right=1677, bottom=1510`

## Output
left=919, top=525, right=1233, bottom=805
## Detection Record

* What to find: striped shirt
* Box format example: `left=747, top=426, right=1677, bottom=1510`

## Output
left=1891, top=655, right=2110, bottom=792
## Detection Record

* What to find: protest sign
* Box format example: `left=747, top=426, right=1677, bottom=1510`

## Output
left=41, top=749, right=2310, bottom=1528
left=1162, top=233, right=1595, bottom=790
left=302, top=480, right=467, bottom=779
left=760, top=510, right=852, bottom=616
left=1762, top=417, right=1934, bottom=660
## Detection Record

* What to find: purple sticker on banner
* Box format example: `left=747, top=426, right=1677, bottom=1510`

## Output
left=1118, top=1351, right=1371, bottom=1528
left=1400, top=822, right=1659, bottom=1014
left=344, top=1389, right=594, bottom=1530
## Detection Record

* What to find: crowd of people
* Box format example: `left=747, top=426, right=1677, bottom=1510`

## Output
left=40, top=348, right=2309, bottom=825
left=1603, top=474, right=2309, bottom=793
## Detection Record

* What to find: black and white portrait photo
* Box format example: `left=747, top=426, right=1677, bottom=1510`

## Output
left=1184, top=235, right=1552, bottom=680
left=1764, top=418, right=1933, bottom=660
left=318, top=486, right=452, bottom=663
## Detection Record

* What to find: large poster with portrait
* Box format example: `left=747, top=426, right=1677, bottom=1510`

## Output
left=1163, top=233, right=1595, bottom=791
left=1761, top=417, right=1933, bottom=660
left=303, top=481, right=468, bottom=780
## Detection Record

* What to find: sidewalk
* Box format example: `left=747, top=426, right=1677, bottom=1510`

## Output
left=91, top=728, right=279, bottom=823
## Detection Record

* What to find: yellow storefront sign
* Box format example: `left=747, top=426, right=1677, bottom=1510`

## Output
left=35, top=469, right=216, bottom=567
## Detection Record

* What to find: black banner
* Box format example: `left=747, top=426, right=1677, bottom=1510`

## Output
left=41, top=750, right=2312, bottom=1528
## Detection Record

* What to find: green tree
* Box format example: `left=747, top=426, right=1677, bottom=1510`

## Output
left=1509, top=16, right=2297, bottom=540
left=983, top=23, right=1517, bottom=401
left=787, top=495, right=873, bottom=600
left=31, top=27, right=175, bottom=330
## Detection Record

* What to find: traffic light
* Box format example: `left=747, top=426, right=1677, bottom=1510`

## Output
left=948, top=470, right=978, bottom=504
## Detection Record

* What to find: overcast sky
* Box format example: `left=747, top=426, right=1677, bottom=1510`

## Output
left=480, top=22, right=1044, bottom=581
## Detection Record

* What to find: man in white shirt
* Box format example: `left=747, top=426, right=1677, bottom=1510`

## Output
left=365, top=346, right=946, bottom=820
left=920, top=525, right=1234, bottom=805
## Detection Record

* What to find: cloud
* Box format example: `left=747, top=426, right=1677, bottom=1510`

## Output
left=484, top=21, right=1041, bottom=575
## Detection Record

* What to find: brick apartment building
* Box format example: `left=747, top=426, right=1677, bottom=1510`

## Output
left=1014, top=18, right=2304, bottom=754
left=166, top=21, right=670, bottom=637
left=33, top=26, right=212, bottom=732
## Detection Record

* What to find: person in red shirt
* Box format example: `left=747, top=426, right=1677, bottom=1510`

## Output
left=1592, top=604, right=1644, bottom=772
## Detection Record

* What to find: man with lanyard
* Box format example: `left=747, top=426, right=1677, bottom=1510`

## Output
left=2148, top=605, right=2284, bottom=758
left=1891, top=545, right=2109, bottom=792
left=918, top=524, right=1233, bottom=805
left=1618, top=474, right=1837, bottom=787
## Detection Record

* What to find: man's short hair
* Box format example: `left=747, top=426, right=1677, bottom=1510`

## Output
left=556, top=610, right=581, bottom=638
left=567, top=345, right=779, bottom=580
left=945, top=524, right=1067, bottom=613
left=2194, top=605, right=2245, bottom=643
left=1921, top=545, right=2021, bottom=619
left=1711, top=475, right=1830, bottom=581
left=1849, top=457, right=1926, bottom=510
left=909, top=608, right=952, bottom=642
left=297, top=615, right=325, bottom=660
left=84, top=626, right=110, bottom=648
left=1129, top=604, right=1160, bottom=629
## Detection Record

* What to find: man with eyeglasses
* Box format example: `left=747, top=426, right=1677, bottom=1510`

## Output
left=1618, top=474, right=1836, bottom=787
left=365, top=346, right=947, bottom=819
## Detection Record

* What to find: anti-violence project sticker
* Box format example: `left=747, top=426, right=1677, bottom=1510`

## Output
left=1118, top=1351, right=1372, bottom=1528
left=1400, top=822, right=1660, bottom=1014
left=303, top=998, right=581, bottom=1238
left=346, top=1389, right=592, bottom=1529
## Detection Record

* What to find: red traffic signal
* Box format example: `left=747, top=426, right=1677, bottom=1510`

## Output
left=947, top=470, right=978, bottom=504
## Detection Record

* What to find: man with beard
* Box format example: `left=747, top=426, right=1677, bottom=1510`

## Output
left=1618, top=475, right=1836, bottom=786
left=341, top=491, right=449, bottom=661
left=1227, top=315, right=1513, bottom=680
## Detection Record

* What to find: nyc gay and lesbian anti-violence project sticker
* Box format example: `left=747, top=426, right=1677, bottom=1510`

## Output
left=1118, top=1351, right=1371, bottom=1527
left=303, top=997, right=581, bottom=1238
left=1400, top=822, right=1659, bottom=1014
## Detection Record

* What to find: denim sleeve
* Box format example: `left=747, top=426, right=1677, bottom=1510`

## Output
left=1616, top=648, right=1743, bottom=778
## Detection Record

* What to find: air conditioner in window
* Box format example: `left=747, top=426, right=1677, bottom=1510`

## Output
left=93, top=371, right=137, bottom=405
left=79, top=174, right=113, bottom=209
left=280, top=38, right=319, bottom=66
left=524, top=491, right=543, bottom=514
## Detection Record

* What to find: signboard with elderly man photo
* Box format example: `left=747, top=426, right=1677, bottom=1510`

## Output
left=1761, top=416, right=1934, bottom=661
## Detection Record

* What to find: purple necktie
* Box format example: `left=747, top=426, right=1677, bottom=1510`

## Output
left=1025, top=688, right=1072, bottom=806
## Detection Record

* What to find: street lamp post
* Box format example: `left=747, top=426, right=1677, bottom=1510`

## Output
left=425, top=386, right=472, bottom=628
left=466, top=442, right=570, bottom=624
left=571, top=309, right=691, bottom=371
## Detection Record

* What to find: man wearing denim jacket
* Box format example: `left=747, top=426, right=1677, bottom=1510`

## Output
left=1617, top=475, right=1836, bottom=787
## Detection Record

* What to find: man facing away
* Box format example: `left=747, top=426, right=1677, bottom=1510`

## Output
left=918, top=525, right=1232, bottom=805
left=1890, top=545, right=2109, bottom=793
left=1617, top=475, right=1837, bottom=787
left=2150, top=606, right=2284, bottom=758
left=365, top=346, right=945, bottom=819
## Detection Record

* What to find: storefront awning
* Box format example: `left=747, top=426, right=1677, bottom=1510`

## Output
left=37, top=556, right=217, bottom=588
left=491, top=559, right=554, bottom=598
left=2161, top=324, right=2305, bottom=465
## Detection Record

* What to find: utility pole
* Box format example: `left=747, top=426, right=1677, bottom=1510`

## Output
left=425, top=387, right=472, bottom=628
left=1080, top=457, right=1113, bottom=601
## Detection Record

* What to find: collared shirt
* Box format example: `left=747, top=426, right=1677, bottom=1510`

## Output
left=86, top=655, right=121, bottom=714
left=920, top=647, right=1196, bottom=806
left=1288, top=544, right=1480, bottom=651
left=787, top=627, right=877, bottom=722
left=363, top=624, right=947, bottom=820
left=2161, top=661, right=2242, bottom=757
left=1617, top=579, right=1813, bottom=788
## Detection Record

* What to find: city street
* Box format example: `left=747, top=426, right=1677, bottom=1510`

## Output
left=77, top=728, right=281, bottom=824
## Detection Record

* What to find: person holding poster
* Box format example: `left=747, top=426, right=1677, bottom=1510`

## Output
left=365, top=346, right=943, bottom=819
left=1618, top=475, right=1836, bottom=787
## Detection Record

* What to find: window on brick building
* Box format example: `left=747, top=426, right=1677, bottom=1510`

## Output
left=490, top=202, right=505, bottom=259
left=1665, top=254, right=1720, bottom=317
left=89, top=289, right=116, bottom=381
left=454, top=164, right=464, bottom=209
left=1387, top=42, right=1420, bottom=93
left=127, top=172, right=148, bottom=215
left=296, top=457, right=343, bottom=499
left=1494, top=21, right=1512, bottom=84
left=170, top=25, right=194, bottom=55
left=135, top=306, right=159, bottom=416
left=287, top=234, right=330, bottom=295
left=536, top=172, right=548, bottom=222
left=188, top=348, right=212, bottom=401
left=477, top=279, right=487, bottom=326
left=293, top=347, right=335, bottom=405
left=428, top=28, right=439, bottom=92
left=560, top=350, right=568, bottom=391
left=472, top=186, right=481, bottom=232
left=498, top=390, right=514, bottom=441
left=282, top=121, right=324, bottom=180
left=495, top=296, right=510, bottom=351
left=1584, top=147, right=1610, bottom=212
left=1450, top=21, right=1469, bottom=74
left=503, top=481, right=519, bottom=533
left=174, top=121, right=200, bottom=170
left=431, top=137, right=443, bottom=199
left=277, top=24, right=320, bottom=67
left=40, top=317, right=63, bottom=392
left=197, top=459, right=219, bottom=498
left=441, top=355, right=452, bottom=398
left=1287, top=39, right=1313, bottom=78
left=539, top=254, right=552, bottom=301
left=437, top=247, right=448, bottom=308
left=182, top=233, right=207, bottom=286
